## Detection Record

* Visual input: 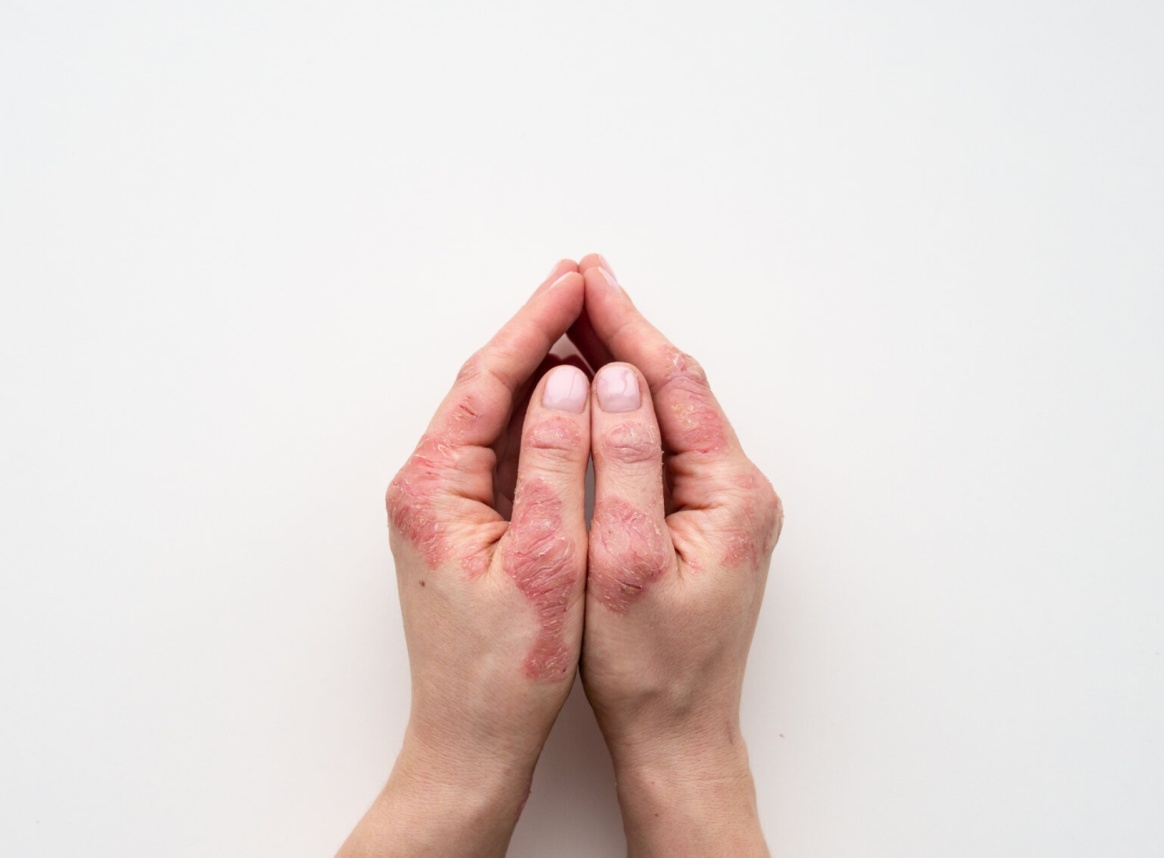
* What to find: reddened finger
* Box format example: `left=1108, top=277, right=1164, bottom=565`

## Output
left=387, top=266, right=584, bottom=565
left=588, top=363, right=674, bottom=613
left=581, top=264, right=741, bottom=463
left=497, top=364, right=591, bottom=680
left=430, top=268, right=585, bottom=449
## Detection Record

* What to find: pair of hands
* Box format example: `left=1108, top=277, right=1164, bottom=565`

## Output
left=339, top=256, right=782, bottom=857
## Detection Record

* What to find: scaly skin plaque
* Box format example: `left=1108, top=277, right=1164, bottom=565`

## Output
left=600, top=421, right=660, bottom=463
left=500, top=478, right=576, bottom=680
left=660, top=347, right=726, bottom=453
left=590, top=498, right=670, bottom=612
left=386, top=393, right=488, bottom=570
left=386, top=433, right=457, bottom=568
left=527, top=416, right=582, bottom=452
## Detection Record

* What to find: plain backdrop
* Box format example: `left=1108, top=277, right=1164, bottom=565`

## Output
left=2, top=1, right=1162, bottom=855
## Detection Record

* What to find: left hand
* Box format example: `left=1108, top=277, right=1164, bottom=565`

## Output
left=339, top=261, right=592, bottom=858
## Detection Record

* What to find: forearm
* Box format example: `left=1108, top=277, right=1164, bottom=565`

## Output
left=611, top=731, right=768, bottom=858
left=337, top=737, right=533, bottom=858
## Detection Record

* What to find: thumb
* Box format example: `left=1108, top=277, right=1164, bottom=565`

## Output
left=496, top=364, right=591, bottom=681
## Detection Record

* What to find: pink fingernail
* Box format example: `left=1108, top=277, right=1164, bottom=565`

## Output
left=598, top=255, right=615, bottom=279
left=549, top=272, right=572, bottom=289
left=597, top=267, right=621, bottom=293
left=543, top=365, right=588, bottom=413
left=596, top=366, right=640, bottom=412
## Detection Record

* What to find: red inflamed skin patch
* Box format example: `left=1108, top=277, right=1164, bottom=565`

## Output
left=386, top=433, right=459, bottom=568
left=660, top=347, right=726, bottom=454
left=500, top=478, right=577, bottom=681
left=589, top=498, right=671, bottom=612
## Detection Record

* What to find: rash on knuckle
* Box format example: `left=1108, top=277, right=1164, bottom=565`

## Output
left=662, top=346, right=709, bottom=389
left=385, top=434, right=462, bottom=567
left=600, top=421, right=661, bottom=465
left=589, top=498, right=670, bottom=612
left=526, top=416, right=583, bottom=457
left=654, top=348, right=726, bottom=454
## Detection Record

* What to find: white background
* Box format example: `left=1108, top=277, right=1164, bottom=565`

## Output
left=2, top=1, right=1162, bottom=855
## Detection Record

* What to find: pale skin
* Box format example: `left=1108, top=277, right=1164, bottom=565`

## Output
left=337, top=255, right=783, bottom=857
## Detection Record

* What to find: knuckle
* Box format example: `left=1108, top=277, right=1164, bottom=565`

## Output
left=662, top=346, right=710, bottom=390
left=526, top=416, right=584, bottom=458
left=742, top=465, right=783, bottom=553
left=754, top=468, right=780, bottom=511
left=599, top=421, right=661, bottom=465
left=455, top=353, right=483, bottom=385
left=768, top=486, right=784, bottom=548
left=589, top=498, right=670, bottom=611
left=590, top=499, right=669, bottom=571
left=385, top=473, right=406, bottom=519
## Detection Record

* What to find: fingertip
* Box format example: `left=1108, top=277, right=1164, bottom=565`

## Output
left=582, top=265, right=623, bottom=303
left=536, top=270, right=586, bottom=315
left=558, top=353, right=594, bottom=379
left=545, top=269, right=584, bottom=294
left=544, top=258, right=580, bottom=284
left=577, top=253, right=605, bottom=273
left=542, top=364, right=590, bottom=414
left=594, top=362, right=642, bottom=414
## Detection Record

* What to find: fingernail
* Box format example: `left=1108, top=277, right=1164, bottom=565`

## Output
left=549, top=272, right=572, bottom=289
left=543, top=365, right=588, bottom=413
left=596, top=366, right=640, bottom=412
left=597, top=267, right=621, bottom=293
left=598, top=255, right=615, bottom=279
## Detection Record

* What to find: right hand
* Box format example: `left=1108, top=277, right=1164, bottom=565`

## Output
left=570, top=255, right=783, bottom=856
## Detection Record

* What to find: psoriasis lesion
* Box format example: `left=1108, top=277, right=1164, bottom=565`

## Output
left=600, top=421, right=661, bottom=464
left=589, top=497, right=671, bottom=612
left=527, top=416, right=582, bottom=452
left=658, top=347, right=726, bottom=454
left=385, top=432, right=462, bottom=568
left=500, top=478, right=578, bottom=680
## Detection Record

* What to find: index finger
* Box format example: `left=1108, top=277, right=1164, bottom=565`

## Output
left=387, top=264, right=586, bottom=565
left=427, top=263, right=585, bottom=448
left=576, top=255, right=742, bottom=462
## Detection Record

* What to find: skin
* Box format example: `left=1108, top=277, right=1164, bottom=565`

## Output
left=575, top=255, right=781, bottom=857
left=338, top=256, right=782, bottom=857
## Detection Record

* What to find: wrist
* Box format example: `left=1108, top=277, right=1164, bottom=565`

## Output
left=606, top=722, right=769, bottom=858
left=337, top=731, right=537, bottom=858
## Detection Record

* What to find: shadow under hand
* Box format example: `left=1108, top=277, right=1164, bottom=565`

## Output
left=508, top=677, right=625, bottom=857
